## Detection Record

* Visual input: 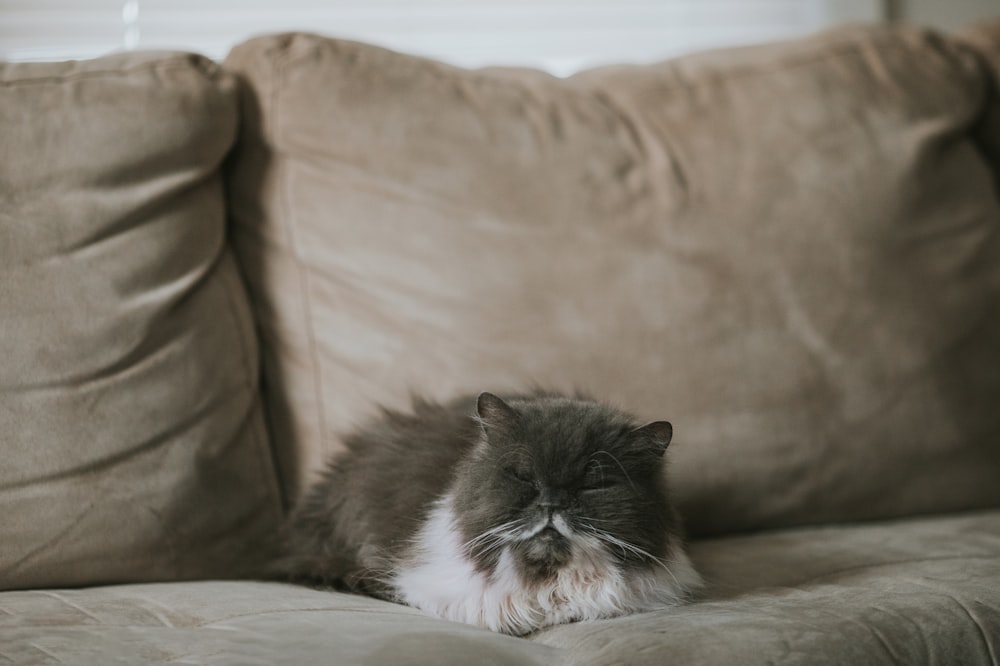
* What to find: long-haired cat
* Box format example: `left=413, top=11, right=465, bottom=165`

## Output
left=274, top=391, right=701, bottom=635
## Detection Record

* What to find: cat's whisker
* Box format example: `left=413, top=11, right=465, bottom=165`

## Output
left=467, top=529, right=517, bottom=551
left=465, top=519, right=521, bottom=543
left=464, top=535, right=512, bottom=556
left=463, top=520, right=524, bottom=556
left=579, top=525, right=680, bottom=586
left=581, top=526, right=633, bottom=561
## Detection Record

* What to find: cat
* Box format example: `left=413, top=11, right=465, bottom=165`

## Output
left=274, top=390, right=702, bottom=635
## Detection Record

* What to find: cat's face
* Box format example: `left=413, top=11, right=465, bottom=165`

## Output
left=450, top=392, right=676, bottom=583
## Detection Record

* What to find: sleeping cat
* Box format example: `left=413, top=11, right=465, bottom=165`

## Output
left=274, top=391, right=701, bottom=635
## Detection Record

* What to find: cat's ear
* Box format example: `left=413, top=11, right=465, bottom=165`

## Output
left=631, top=421, right=673, bottom=456
left=476, top=392, right=519, bottom=436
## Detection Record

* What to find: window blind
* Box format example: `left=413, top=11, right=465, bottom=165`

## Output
left=0, top=0, right=885, bottom=73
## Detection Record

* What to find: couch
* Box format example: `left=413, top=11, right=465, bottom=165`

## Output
left=3, top=18, right=1000, bottom=665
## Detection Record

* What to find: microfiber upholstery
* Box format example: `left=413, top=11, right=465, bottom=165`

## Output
left=535, top=509, right=1000, bottom=665
left=2, top=510, right=997, bottom=664
left=0, top=580, right=559, bottom=665
left=2, top=21, right=1000, bottom=666
left=960, top=19, right=1000, bottom=186
left=225, top=25, right=1000, bottom=537
left=0, top=52, right=283, bottom=589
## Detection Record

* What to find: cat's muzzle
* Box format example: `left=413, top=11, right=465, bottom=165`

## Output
left=516, top=513, right=574, bottom=568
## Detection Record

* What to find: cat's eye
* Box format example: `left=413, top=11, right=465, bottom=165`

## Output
left=504, top=467, right=534, bottom=486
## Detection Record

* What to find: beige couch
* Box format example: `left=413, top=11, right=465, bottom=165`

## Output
left=3, top=19, right=1000, bottom=665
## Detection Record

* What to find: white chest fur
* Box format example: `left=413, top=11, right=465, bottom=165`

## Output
left=391, top=495, right=700, bottom=635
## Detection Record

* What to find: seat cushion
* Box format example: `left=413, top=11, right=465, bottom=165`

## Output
left=0, top=52, right=282, bottom=589
left=538, top=509, right=1000, bottom=664
left=2, top=510, right=998, bottom=665
left=0, top=580, right=557, bottom=665
left=224, top=25, right=1000, bottom=536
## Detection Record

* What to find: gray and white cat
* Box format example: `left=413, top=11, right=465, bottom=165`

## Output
left=275, top=391, right=701, bottom=635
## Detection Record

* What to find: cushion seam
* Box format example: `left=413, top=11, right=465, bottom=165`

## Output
left=270, top=40, right=331, bottom=506
left=215, top=251, right=286, bottom=526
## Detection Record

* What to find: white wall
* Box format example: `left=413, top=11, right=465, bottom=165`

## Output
left=0, top=0, right=885, bottom=69
left=2, top=1, right=995, bottom=68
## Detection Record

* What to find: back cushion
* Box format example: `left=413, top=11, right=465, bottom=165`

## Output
left=225, top=26, right=1000, bottom=537
left=961, top=20, right=1000, bottom=184
left=0, top=52, right=282, bottom=589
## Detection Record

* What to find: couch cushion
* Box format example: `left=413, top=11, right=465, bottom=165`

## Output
left=0, top=580, right=557, bottom=665
left=224, top=26, right=1000, bottom=536
left=0, top=52, right=282, bottom=589
left=2, top=510, right=998, bottom=664
left=960, top=19, right=1000, bottom=187
left=536, top=509, right=1000, bottom=665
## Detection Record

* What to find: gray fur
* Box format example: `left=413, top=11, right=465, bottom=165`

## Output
left=273, top=390, right=687, bottom=606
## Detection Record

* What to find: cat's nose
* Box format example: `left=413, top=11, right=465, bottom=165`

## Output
left=537, top=489, right=567, bottom=509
